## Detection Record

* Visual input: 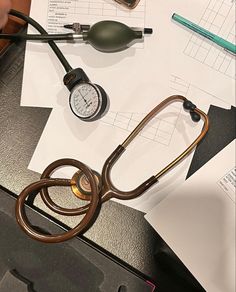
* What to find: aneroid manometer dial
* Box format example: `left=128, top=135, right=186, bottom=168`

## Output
left=69, top=82, right=108, bottom=121
left=64, top=68, right=109, bottom=121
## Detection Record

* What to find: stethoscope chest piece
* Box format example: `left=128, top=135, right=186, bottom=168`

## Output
left=71, top=169, right=102, bottom=201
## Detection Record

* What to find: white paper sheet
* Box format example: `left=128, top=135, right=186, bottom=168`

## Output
left=170, top=0, right=236, bottom=105
left=28, top=76, right=230, bottom=212
left=145, top=140, right=236, bottom=292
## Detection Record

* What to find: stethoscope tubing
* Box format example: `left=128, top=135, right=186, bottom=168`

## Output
left=15, top=95, right=209, bottom=243
left=16, top=160, right=100, bottom=243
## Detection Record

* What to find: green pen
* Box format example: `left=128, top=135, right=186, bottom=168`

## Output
left=172, top=13, right=236, bottom=55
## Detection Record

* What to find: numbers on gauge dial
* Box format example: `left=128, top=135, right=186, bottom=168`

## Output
left=70, top=84, right=100, bottom=119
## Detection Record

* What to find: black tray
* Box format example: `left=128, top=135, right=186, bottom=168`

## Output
left=0, top=186, right=156, bottom=292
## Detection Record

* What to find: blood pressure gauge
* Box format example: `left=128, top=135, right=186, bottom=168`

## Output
left=69, top=82, right=108, bottom=121
left=64, top=68, right=109, bottom=121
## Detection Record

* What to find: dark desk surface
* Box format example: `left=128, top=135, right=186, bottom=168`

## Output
left=2, top=40, right=228, bottom=291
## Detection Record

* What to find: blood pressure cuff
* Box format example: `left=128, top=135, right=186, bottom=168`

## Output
left=0, top=186, right=156, bottom=292
left=0, top=0, right=31, bottom=55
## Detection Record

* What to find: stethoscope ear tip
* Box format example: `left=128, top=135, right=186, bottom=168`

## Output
left=183, top=99, right=201, bottom=122
left=183, top=99, right=196, bottom=111
left=190, top=111, right=201, bottom=122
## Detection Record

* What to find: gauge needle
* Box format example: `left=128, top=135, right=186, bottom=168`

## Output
left=80, top=94, right=89, bottom=106
left=86, top=102, right=92, bottom=108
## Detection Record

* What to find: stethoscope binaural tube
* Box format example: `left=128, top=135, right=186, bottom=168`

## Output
left=15, top=95, right=209, bottom=243
left=101, top=95, right=209, bottom=201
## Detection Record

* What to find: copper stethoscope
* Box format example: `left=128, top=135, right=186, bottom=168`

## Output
left=16, top=95, right=209, bottom=243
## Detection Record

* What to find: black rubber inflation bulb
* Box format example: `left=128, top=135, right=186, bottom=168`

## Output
left=82, top=20, right=144, bottom=52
